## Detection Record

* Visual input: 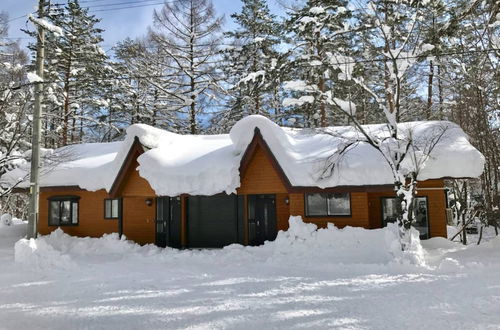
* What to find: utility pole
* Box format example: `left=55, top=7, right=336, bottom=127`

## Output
left=27, top=0, right=46, bottom=239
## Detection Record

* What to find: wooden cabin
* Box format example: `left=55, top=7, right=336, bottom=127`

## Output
left=4, top=116, right=483, bottom=248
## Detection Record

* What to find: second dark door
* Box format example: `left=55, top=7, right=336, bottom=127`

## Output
left=156, top=196, right=181, bottom=248
left=248, top=194, right=277, bottom=246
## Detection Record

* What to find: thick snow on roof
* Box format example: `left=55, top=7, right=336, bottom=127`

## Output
left=1, top=115, right=484, bottom=195
left=1, top=142, right=121, bottom=191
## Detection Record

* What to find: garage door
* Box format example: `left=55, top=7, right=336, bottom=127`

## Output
left=187, top=194, right=244, bottom=248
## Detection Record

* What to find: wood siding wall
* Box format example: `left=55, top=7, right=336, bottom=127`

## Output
left=367, top=179, right=447, bottom=238
left=37, top=141, right=448, bottom=244
left=288, top=192, right=371, bottom=229
left=237, top=144, right=287, bottom=195
left=276, top=193, right=290, bottom=231
left=38, top=189, right=118, bottom=237
left=122, top=197, right=156, bottom=245
left=120, top=161, right=156, bottom=244
left=38, top=161, right=158, bottom=244
left=119, top=161, right=156, bottom=197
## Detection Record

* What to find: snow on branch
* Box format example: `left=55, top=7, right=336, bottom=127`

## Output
left=28, top=15, right=64, bottom=37
left=238, top=70, right=266, bottom=85
left=283, top=80, right=317, bottom=93
left=26, top=72, right=43, bottom=83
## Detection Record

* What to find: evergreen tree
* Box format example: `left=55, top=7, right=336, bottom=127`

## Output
left=31, top=0, right=110, bottom=147
left=282, top=0, right=353, bottom=128
left=221, top=0, right=281, bottom=126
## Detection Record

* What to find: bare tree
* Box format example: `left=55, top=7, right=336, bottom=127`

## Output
left=149, top=0, right=224, bottom=134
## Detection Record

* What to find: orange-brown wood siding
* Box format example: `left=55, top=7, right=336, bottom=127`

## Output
left=119, top=161, right=156, bottom=197
left=275, top=193, right=290, bottom=231
left=122, top=196, right=156, bottom=245
left=288, top=192, right=370, bottom=229
left=367, top=179, right=447, bottom=237
left=38, top=189, right=118, bottom=237
left=119, top=160, right=157, bottom=244
left=38, top=160, right=158, bottom=244
left=237, top=144, right=287, bottom=195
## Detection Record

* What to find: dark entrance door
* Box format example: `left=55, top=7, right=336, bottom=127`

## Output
left=248, top=194, right=277, bottom=246
left=156, top=197, right=181, bottom=248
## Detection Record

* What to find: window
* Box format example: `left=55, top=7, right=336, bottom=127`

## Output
left=381, top=196, right=429, bottom=239
left=48, top=196, right=80, bottom=226
left=305, top=193, right=351, bottom=216
left=104, top=199, right=120, bottom=219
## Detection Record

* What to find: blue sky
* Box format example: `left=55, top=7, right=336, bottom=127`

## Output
left=3, top=0, right=284, bottom=50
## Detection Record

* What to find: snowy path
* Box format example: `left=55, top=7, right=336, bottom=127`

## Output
left=0, top=222, right=499, bottom=330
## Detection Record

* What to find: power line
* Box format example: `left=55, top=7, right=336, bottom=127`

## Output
left=90, top=2, right=165, bottom=12
left=7, top=14, right=29, bottom=23
left=7, top=0, right=169, bottom=24
left=50, top=0, right=168, bottom=12
left=2, top=37, right=33, bottom=40
left=86, top=0, right=169, bottom=8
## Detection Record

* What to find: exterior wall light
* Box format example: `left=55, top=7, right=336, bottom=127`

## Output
left=145, top=198, right=153, bottom=206
left=285, top=196, right=290, bottom=205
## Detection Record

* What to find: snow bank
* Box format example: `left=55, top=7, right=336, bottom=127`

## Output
left=15, top=237, right=77, bottom=271
left=13, top=228, right=155, bottom=271
left=2, top=115, right=484, bottom=196
left=444, top=234, right=500, bottom=266
left=14, top=217, right=428, bottom=271
left=266, top=216, right=426, bottom=266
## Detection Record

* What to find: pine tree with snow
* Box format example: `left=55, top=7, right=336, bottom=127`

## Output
left=149, top=0, right=224, bottom=134
left=27, top=0, right=110, bottom=147
left=282, top=0, right=353, bottom=128
left=221, top=0, right=282, bottom=126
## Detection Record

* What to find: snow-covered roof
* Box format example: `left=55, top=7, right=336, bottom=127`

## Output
left=1, top=115, right=484, bottom=196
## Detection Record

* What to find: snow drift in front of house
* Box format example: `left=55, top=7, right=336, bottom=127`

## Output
left=14, top=216, right=427, bottom=271
left=1, top=115, right=484, bottom=196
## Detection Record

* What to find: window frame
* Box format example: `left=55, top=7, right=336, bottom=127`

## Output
left=304, top=192, right=352, bottom=217
left=380, top=196, right=430, bottom=239
left=104, top=198, right=121, bottom=220
left=48, top=195, right=80, bottom=226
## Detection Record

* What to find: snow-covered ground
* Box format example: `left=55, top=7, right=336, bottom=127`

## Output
left=1, top=218, right=499, bottom=330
